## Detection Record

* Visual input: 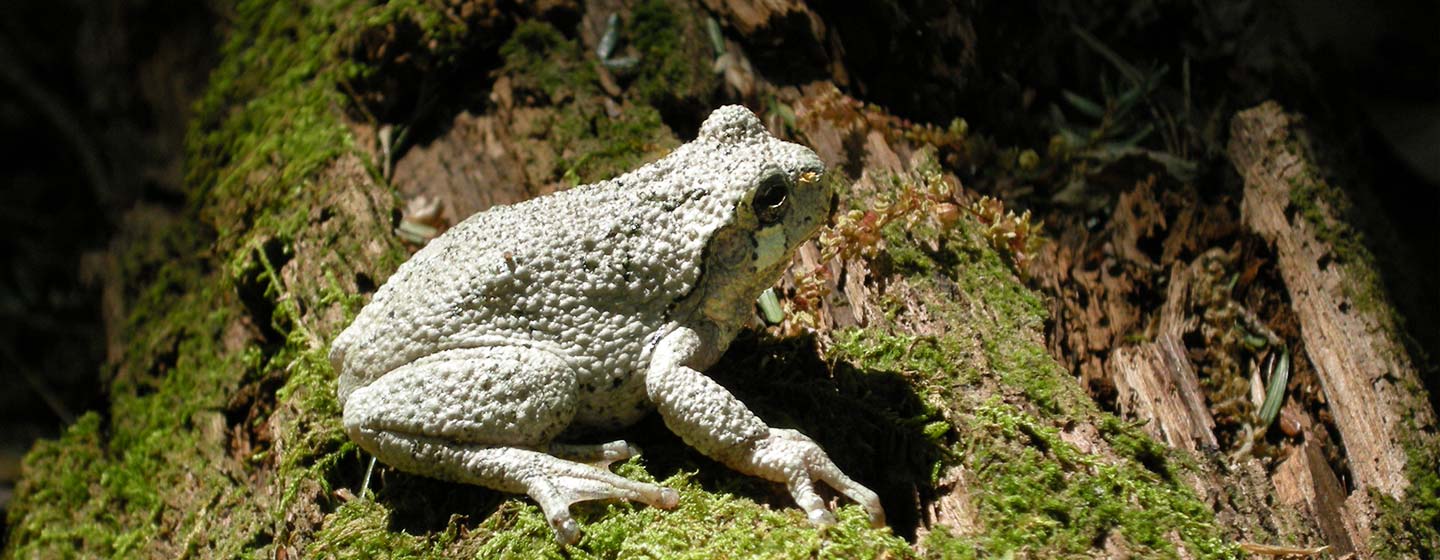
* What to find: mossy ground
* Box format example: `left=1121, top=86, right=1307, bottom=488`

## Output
left=7, top=1, right=1243, bottom=558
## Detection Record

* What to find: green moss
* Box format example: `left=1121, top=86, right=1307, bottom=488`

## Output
left=466, top=470, right=909, bottom=559
left=309, top=499, right=464, bottom=559
left=307, top=465, right=910, bottom=559
left=500, top=20, right=594, bottom=104
left=626, top=0, right=717, bottom=109
left=553, top=104, right=676, bottom=186
left=188, top=3, right=356, bottom=235
left=947, top=400, right=1228, bottom=557
left=4, top=414, right=112, bottom=553
left=882, top=222, right=938, bottom=275
left=1371, top=408, right=1440, bottom=557
left=831, top=329, right=979, bottom=391
left=491, top=4, right=716, bottom=187
left=495, top=19, right=679, bottom=186
left=5, top=0, right=404, bottom=556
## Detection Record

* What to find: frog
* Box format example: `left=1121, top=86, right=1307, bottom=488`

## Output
left=329, top=105, right=885, bottom=545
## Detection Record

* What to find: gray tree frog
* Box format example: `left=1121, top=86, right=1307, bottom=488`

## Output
left=329, top=105, right=885, bottom=544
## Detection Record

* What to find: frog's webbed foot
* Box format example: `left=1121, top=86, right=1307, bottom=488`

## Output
left=753, top=429, right=885, bottom=528
left=523, top=450, right=680, bottom=544
left=358, top=429, right=677, bottom=545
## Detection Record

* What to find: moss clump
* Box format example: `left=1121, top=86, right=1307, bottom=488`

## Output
left=4, top=414, right=111, bottom=553
left=950, top=400, right=1226, bottom=557
left=308, top=465, right=910, bottom=559
left=626, top=0, right=717, bottom=110
left=1371, top=411, right=1440, bottom=557
left=499, top=20, right=595, bottom=105
left=5, top=0, right=407, bottom=556
left=495, top=19, right=679, bottom=186
left=831, top=330, right=980, bottom=390
left=552, top=104, right=675, bottom=186
left=308, top=499, right=469, bottom=559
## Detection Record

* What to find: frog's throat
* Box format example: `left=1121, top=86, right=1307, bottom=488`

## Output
left=753, top=225, right=788, bottom=271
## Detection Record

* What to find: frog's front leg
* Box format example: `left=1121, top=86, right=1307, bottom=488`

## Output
left=342, top=346, right=678, bottom=544
left=645, top=328, right=886, bottom=527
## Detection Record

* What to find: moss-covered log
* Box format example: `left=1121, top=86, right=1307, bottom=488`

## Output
left=1229, top=102, right=1440, bottom=556
left=4, top=1, right=1435, bottom=559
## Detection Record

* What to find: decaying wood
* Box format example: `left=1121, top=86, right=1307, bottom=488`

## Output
left=1112, top=333, right=1217, bottom=454
left=1111, top=257, right=1218, bottom=454
left=1228, top=101, right=1439, bottom=554
left=1273, top=439, right=1356, bottom=556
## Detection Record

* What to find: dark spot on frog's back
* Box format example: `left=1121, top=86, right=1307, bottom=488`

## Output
left=656, top=187, right=704, bottom=212
left=610, top=377, right=623, bottom=389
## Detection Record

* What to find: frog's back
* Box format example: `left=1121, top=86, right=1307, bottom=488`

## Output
left=331, top=147, right=736, bottom=403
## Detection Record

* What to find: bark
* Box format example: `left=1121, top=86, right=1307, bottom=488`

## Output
left=1228, top=102, right=1439, bottom=555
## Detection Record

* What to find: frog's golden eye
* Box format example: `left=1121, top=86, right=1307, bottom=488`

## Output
left=753, top=173, right=790, bottom=225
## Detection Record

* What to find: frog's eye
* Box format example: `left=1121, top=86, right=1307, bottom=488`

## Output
left=753, top=173, right=790, bottom=225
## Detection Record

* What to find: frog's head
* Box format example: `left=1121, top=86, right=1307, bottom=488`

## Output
left=682, top=105, right=831, bottom=333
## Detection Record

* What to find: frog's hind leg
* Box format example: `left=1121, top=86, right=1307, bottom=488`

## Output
left=342, top=346, right=678, bottom=544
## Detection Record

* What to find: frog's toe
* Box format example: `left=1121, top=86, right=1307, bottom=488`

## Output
left=866, top=503, right=887, bottom=528
left=657, top=487, right=679, bottom=509
left=548, top=439, right=639, bottom=467
left=807, top=508, right=838, bottom=526
left=814, top=461, right=886, bottom=527
left=599, top=440, right=640, bottom=465
left=751, top=429, right=887, bottom=530
left=550, top=515, right=581, bottom=546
